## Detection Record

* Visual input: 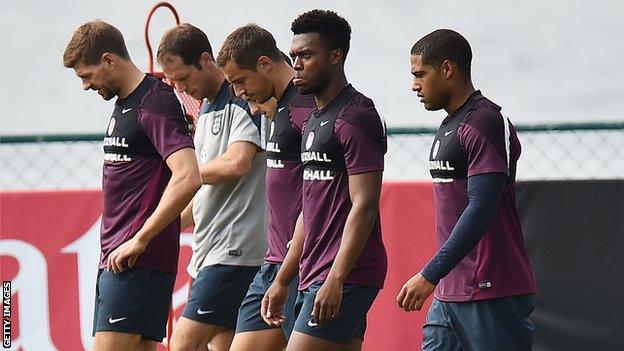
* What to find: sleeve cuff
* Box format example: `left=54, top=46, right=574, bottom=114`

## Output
left=228, top=136, right=262, bottom=149
left=421, top=264, right=441, bottom=285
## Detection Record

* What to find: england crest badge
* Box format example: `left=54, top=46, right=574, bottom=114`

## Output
left=212, top=113, right=223, bottom=135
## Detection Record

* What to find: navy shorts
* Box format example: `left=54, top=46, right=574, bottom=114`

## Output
left=182, top=264, right=259, bottom=329
left=235, top=262, right=299, bottom=339
left=422, top=295, right=535, bottom=351
left=92, top=267, right=175, bottom=342
left=292, top=282, right=379, bottom=345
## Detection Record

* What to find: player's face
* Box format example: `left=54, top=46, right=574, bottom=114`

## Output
left=161, top=54, right=212, bottom=100
left=410, top=54, right=449, bottom=111
left=74, top=60, right=117, bottom=101
left=249, top=97, right=277, bottom=118
left=290, top=33, right=333, bottom=95
left=222, top=59, right=273, bottom=104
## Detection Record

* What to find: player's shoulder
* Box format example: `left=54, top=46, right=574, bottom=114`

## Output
left=222, top=90, right=262, bottom=132
left=139, top=77, right=183, bottom=119
left=202, top=84, right=251, bottom=119
left=226, top=90, right=252, bottom=117
left=338, top=87, right=385, bottom=136
left=291, top=91, right=317, bottom=109
left=462, top=95, right=505, bottom=134
left=340, top=87, right=379, bottom=121
left=290, top=92, right=316, bottom=130
left=228, top=93, right=249, bottom=111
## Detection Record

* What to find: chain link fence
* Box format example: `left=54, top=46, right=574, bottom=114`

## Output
left=1, top=123, right=622, bottom=190
left=1, top=135, right=103, bottom=190
left=385, top=123, right=624, bottom=180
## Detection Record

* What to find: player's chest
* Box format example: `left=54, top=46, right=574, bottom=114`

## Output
left=429, top=116, right=468, bottom=178
left=194, top=111, right=232, bottom=163
left=266, top=111, right=301, bottom=157
left=301, top=114, right=344, bottom=170
left=103, top=107, right=149, bottom=153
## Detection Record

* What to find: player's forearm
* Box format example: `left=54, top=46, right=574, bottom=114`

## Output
left=421, top=173, right=506, bottom=284
left=180, top=199, right=194, bottom=231
left=199, top=153, right=253, bottom=184
left=274, top=212, right=304, bottom=286
left=135, top=170, right=201, bottom=244
left=326, top=201, right=378, bottom=283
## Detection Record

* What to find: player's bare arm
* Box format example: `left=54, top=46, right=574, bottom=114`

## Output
left=262, top=211, right=304, bottom=326
left=108, top=147, right=201, bottom=272
left=199, top=141, right=258, bottom=184
left=180, top=200, right=194, bottom=232
left=313, top=171, right=382, bottom=325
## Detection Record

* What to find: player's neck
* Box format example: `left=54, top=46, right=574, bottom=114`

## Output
left=273, top=64, right=295, bottom=102
left=117, top=64, right=145, bottom=99
left=315, top=72, right=348, bottom=110
left=205, top=67, right=225, bottom=103
left=445, top=81, right=476, bottom=116
left=117, top=62, right=145, bottom=99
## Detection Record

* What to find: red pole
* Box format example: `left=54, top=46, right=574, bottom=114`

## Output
left=144, top=2, right=180, bottom=78
left=145, top=6, right=182, bottom=349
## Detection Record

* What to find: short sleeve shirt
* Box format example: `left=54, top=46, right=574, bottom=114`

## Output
left=187, top=81, right=268, bottom=278
left=100, top=74, right=194, bottom=273
left=298, top=85, right=388, bottom=290
left=429, top=91, right=537, bottom=301
left=264, top=82, right=316, bottom=263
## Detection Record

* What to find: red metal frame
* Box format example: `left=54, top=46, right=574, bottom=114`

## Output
left=144, top=2, right=180, bottom=78
left=144, top=5, right=182, bottom=348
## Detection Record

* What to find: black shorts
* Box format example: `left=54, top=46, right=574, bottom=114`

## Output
left=422, top=295, right=535, bottom=351
left=92, top=267, right=175, bottom=342
left=182, top=264, right=259, bottom=329
left=235, top=262, right=299, bottom=339
left=292, top=282, right=379, bottom=345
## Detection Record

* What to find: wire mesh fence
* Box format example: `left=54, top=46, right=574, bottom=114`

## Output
left=1, top=138, right=103, bottom=190
left=1, top=123, right=622, bottom=190
left=385, top=123, right=624, bottom=180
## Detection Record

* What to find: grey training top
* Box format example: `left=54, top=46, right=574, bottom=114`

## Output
left=188, top=81, right=268, bottom=278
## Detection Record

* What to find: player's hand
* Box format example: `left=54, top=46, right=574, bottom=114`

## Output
left=396, top=272, right=436, bottom=312
left=107, top=236, right=148, bottom=273
left=261, top=281, right=288, bottom=327
left=312, top=277, right=342, bottom=325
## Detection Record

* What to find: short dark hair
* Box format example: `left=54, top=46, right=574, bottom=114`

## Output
left=63, top=20, right=130, bottom=68
left=157, top=23, right=213, bottom=69
left=411, top=29, right=472, bottom=78
left=217, top=24, right=282, bottom=70
left=291, top=9, right=351, bottom=59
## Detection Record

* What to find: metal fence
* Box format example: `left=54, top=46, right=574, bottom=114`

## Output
left=385, top=122, right=624, bottom=180
left=1, top=122, right=622, bottom=190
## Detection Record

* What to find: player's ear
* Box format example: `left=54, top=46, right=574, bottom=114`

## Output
left=257, top=56, right=272, bottom=73
left=441, top=60, right=454, bottom=79
left=101, top=53, right=114, bottom=68
left=199, top=51, right=214, bottom=68
left=329, top=48, right=344, bottom=66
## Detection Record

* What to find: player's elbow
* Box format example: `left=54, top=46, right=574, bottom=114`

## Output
left=190, top=171, right=202, bottom=194
left=181, top=168, right=202, bottom=197
left=229, top=158, right=254, bottom=179
left=351, top=197, right=380, bottom=220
